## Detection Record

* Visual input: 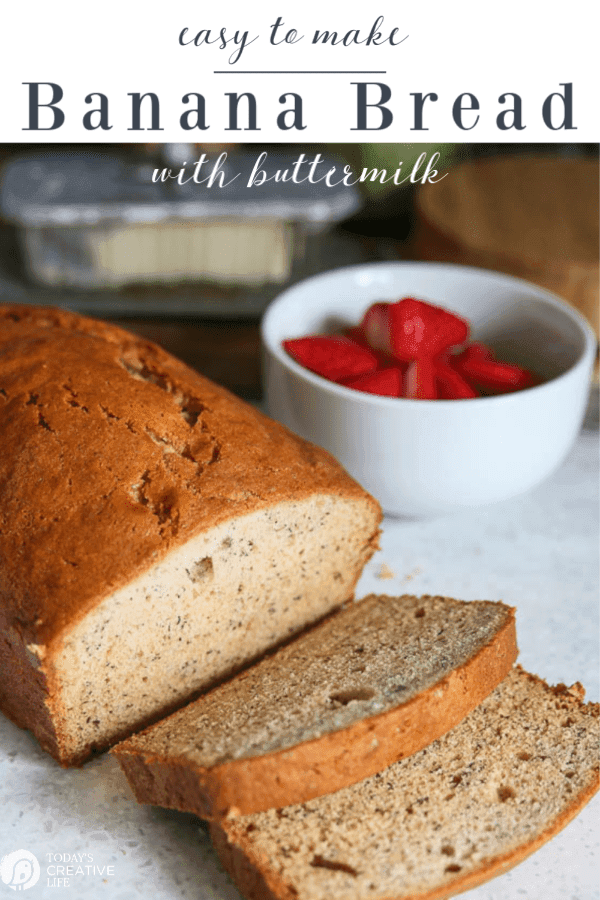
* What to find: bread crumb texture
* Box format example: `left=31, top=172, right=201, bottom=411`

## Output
left=214, top=667, right=599, bottom=900
left=0, top=305, right=380, bottom=764
left=375, top=564, right=395, bottom=581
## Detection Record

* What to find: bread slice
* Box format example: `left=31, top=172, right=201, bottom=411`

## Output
left=212, top=666, right=599, bottom=900
left=114, top=594, right=517, bottom=818
left=0, top=304, right=381, bottom=766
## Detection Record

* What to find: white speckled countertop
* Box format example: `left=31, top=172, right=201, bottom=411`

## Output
left=1, top=427, right=598, bottom=900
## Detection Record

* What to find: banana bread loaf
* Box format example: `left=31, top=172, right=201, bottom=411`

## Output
left=0, top=304, right=381, bottom=766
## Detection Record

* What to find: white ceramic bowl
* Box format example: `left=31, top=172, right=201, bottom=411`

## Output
left=261, top=262, right=596, bottom=517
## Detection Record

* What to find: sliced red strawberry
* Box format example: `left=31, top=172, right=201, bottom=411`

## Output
left=451, top=342, right=495, bottom=366
left=343, top=325, right=398, bottom=369
left=343, top=326, right=370, bottom=346
left=435, top=359, right=479, bottom=399
left=360, top=303, right=393, bottom=355
left=283, top=336, right=379, bottom=383
left=344, top=367, right=403, bottom=397
left=404, top=357, right=438, bottom=399
left=389, top=298, right=469, bottom=362
left=465, top=342, right=494, bottom=360
left=454, top=355, right=534, bottom=394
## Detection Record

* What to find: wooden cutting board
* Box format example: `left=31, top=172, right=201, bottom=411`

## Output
left=411, top=155, right=599, bottom=339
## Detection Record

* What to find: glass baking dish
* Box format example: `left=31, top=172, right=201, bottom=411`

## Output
left=0, top=150, right=361, bottom=293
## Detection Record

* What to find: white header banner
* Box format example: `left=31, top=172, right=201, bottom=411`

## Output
left=0, top=0, right=596, bottom=142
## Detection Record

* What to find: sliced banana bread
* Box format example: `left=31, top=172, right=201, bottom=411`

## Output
left=114, top=594, right=517, bottom=817
left=212, top=666, right=599, bottom=900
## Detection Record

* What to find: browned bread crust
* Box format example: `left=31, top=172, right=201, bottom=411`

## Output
left=0, top=304, right=378, bottom=646
left=114, top=594, right=517, bottom=818
left=212, top=667, right=599, bottom=900
left=0, top=304, right=381, bottom=765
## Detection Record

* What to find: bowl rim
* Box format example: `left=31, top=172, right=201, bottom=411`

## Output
left=261, top=260, right=597, bottom=408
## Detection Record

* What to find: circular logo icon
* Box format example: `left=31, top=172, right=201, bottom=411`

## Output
left=0, top=851, right=40, bottom=891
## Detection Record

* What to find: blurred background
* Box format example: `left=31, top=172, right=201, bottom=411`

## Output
left=0, top=142, right=597, bottom=404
